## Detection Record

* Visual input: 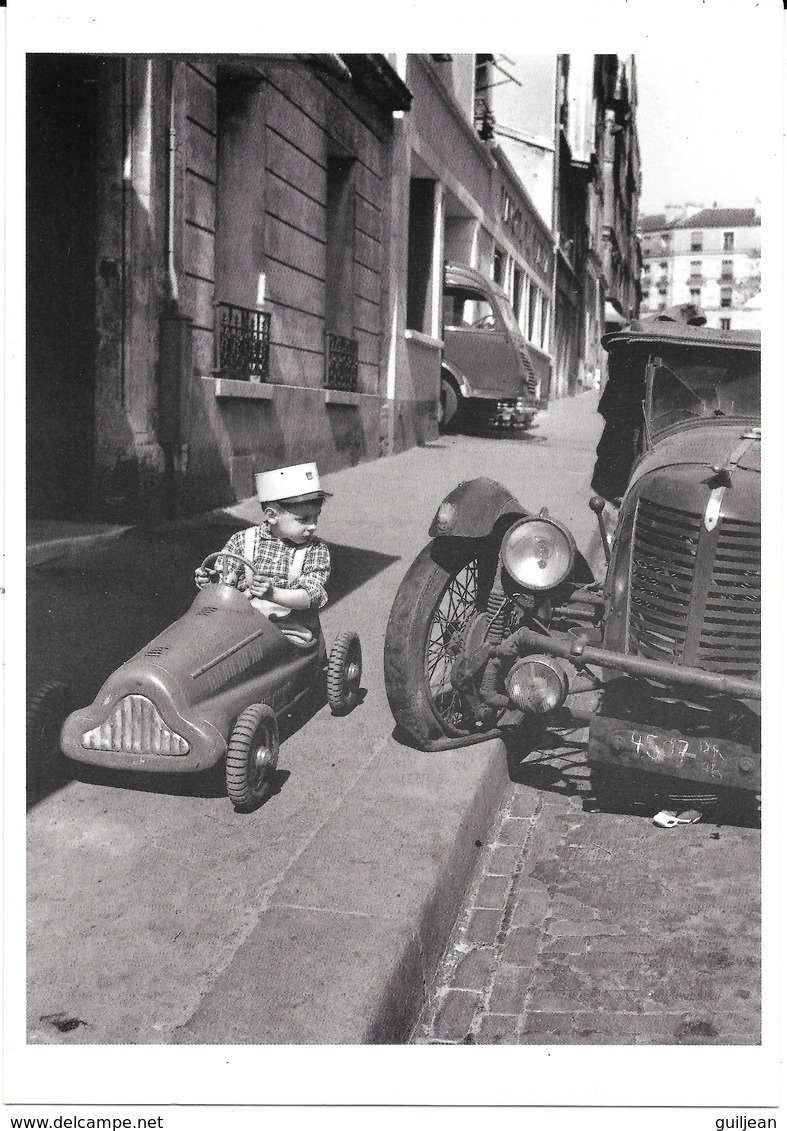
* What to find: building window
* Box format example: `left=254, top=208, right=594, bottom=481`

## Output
left=528, top=281, right=538, bottom=343
left=493, top=246, right=505, bottom=286
left=659, top=233, right=669, bottom=250
left=720, top=318, right=731, bottom=330
left=512, top=266, right=524, bottom=326
left=690, top=231, right=702, bottom=252
left=215, top=303, right=271, bottom=381
left=325, top=155, right=356, bottom=341
left=723, top=231, right=734, bottom=251
left=690, top=288, right=701, bottom=301
left=720, top=287, right=733, bottom=309
left=721, top=259, right=734, bottom=281
left=689, top=259, right=702, bottom=279
left=658, top=287, right=667, bottom=297
left=324, top=332, right=359, bottom=392
left=406, top=178, right=437, bottom=334
left=215, top=70, right=270, bottom=381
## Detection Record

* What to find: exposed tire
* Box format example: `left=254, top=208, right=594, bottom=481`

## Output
left=438, top=379, right=459, bottom=431
left=226, top=702, right=279, bottom=810
left=27, top=681, right=72, bottom=794
left=327, top=630, right=362, bottom=715
left=383, top=538, right=500, bottom=749
left=27, top=680, right=71, bottom=750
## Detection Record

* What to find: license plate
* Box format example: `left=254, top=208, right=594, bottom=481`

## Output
left=588, top=715, right=760, bottom=790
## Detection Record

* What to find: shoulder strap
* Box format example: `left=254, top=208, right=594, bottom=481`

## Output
left=243, top=525, right=256, bottom=563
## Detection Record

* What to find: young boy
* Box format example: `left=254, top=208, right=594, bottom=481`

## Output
left=195, top=463, right=331, bottom=634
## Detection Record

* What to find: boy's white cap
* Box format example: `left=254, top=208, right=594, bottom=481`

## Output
left=255, top=462, right=332, bottom=504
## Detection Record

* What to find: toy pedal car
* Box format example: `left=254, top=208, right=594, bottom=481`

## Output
left=56, top=551, right=362, bottom=810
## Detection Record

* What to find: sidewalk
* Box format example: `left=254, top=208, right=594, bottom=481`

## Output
left=26, top=393, right=606, bottom=1049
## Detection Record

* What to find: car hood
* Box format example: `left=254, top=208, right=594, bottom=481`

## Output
left=627, top=423, right=760, bottom=524
left=631, top=423, right=760, bottom=487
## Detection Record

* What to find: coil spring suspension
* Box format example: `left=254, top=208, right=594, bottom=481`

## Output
left=478, top=561, right=508, bottom=710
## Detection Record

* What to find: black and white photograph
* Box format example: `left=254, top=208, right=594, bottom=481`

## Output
left=5, top=0, right=783, bottom=1125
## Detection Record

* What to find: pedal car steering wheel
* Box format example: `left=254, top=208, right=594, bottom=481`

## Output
left=199, top=551, right=256, bottom=588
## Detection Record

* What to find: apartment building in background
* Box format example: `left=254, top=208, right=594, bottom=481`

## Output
left=639, top=204, right=761, bottom=331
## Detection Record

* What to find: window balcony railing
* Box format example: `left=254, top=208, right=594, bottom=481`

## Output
left=687, top=274, right=704, bottom=285
left=214, top=303, right=271, bottom=381
left=324, top=332, right=358, bottom=393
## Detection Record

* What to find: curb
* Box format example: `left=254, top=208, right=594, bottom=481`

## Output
left=27, top=526, right=134, bottom=568
left=173, top=734, right=510, bottom=1044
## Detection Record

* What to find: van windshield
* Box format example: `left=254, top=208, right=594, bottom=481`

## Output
left=443, top=286, right=496, bottom=330
left=648, top=346, right=760, bottom=435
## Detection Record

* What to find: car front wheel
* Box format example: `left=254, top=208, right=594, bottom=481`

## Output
left=226, top=702, right=279, bottom=810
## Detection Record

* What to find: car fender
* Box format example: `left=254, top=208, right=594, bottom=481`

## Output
left=428, top=477, right=528, bottom=539
left=441, top=359, right=472, bottom=399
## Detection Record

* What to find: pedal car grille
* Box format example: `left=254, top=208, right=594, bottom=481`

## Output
left=81, top=694, right=190, bottom=755
left=628, top=500, right=760, bottom=678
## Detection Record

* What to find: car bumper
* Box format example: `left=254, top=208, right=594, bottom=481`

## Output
left=587, top=714, right=760, bottom=792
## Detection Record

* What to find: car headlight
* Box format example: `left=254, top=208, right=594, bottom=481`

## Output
left=500, top=512, right=576, bottom=590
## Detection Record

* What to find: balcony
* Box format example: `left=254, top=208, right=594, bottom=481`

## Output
left=324, top=332, right=359, bottom=393
left=214, top=303, right=271, bottom=381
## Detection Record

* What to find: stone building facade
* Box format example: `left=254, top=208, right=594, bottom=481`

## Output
left=27, top=53, right=555, bottom=521
left=26, top=52, right=639, bottom=523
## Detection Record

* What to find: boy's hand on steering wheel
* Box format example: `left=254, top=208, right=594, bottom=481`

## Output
left=249, top=572, right=273, bottom=599
left=194, top=566, right=217, bottom=589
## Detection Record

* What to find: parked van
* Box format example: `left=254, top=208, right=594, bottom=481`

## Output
left=440, top=263, right=541, bottom=431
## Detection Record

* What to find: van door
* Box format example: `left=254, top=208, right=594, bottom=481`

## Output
left=442, top=283, right=524, bottom=400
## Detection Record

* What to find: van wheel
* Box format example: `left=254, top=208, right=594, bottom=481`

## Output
left=226, top=703, right=279, bottom=810
left=439, top=379, right=459, bottom=431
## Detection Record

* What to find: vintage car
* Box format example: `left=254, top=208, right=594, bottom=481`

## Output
left=384, top=320, right=761, bottom=817
left=44, top=551, right=362, bottom=811
left=440, top=264, right=542, bottom=432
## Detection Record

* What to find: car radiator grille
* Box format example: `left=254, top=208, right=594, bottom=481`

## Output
left=628, top=500, right=760, bottom=679
left=81, top=694, right=190, bottom=755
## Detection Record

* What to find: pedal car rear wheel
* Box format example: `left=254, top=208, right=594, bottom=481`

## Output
left=327, top=630, right=362, bottom=715
left=26, top=680, right=72, bottom=794
left=226, top=703, right=279, bottom=810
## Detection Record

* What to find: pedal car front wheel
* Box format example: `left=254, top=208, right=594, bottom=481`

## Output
left=327, top=630, right=362, bottom=715
left=226, top=703, right=279, bottom=810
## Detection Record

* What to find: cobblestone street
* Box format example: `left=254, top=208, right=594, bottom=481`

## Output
left=412, top=726, right=760, bottom=1046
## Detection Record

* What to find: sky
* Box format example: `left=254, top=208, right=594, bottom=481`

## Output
left=634, top=49, right=771, bottom=217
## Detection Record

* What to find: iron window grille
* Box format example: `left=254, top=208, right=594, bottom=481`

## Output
left=214, top=302, right=271, bottom=381
left=324, top=332, right=358, bottom=393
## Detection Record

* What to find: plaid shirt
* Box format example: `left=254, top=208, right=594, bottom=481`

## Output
left=218, top=524, right=331, bottom=609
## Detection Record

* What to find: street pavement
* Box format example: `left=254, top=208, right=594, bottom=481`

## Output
left=412, top=737, right=760, bottom=1045
left=22, top=389, right=760, bottom=1062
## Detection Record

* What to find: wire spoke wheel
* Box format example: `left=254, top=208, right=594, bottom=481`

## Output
left=425, top=559, right=481, bottom=731
left=384, top=539, right=499, bottom=749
